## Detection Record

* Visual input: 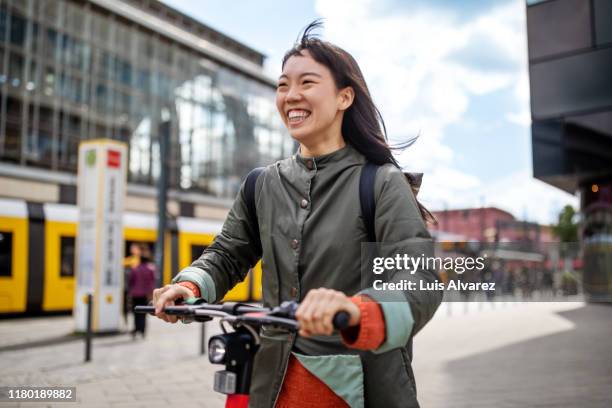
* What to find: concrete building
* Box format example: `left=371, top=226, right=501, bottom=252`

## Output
left=429, top=206, right=557, bottom=245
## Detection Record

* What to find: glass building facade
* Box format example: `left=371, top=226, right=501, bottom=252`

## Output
left=0, top=0, right=291, bottom=199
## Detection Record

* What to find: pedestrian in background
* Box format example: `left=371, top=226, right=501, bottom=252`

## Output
left=128, top=244, right=156, bottom=339
left=123, top=242, right=142, bottom=325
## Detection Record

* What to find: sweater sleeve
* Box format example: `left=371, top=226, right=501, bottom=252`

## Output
left=341, top=296, right=386, bottom=350
left=177, top=281, right=201, bottom=298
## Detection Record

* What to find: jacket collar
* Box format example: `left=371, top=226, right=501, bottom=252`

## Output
left=294, top=143, right=363, bottom=170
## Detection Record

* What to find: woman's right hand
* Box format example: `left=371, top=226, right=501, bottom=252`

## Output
left=152, top=284, right=195, bottom=323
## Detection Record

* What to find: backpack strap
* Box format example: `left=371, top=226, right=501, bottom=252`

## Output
left=245, top=167, right=265, bottom=253
left=360, top=162, right=380, bottom=242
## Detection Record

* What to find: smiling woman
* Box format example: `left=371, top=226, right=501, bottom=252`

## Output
left=157, top=19, right=442, bottom=408
left=276, top=53, right=354, bottom=156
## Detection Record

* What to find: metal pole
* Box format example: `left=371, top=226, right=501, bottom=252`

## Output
left=200, top=323, right=207, bottom=355
left=85, top=294, right=93, bottom=362
left=155, top=108, right=170, bottom=287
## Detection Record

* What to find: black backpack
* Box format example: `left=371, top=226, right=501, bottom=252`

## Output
left=244, top=163, right=380, bottom=255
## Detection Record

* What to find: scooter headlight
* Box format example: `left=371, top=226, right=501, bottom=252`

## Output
left=208, top=337, right=227, bottom=364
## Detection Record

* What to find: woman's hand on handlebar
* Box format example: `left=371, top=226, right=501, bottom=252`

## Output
left=152, top=284, right=195, bottom=323
left=296, top=288, right=360, bottom=337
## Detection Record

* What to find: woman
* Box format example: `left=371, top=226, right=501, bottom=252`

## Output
left=153, top=21, right=442, bottom=408
left=129, top=244, right=156, bottom=338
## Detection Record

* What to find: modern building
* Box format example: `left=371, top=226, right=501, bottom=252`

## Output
left=0, top=0, right=291, bottom=213
left=526, top=0, right=612, bottom=300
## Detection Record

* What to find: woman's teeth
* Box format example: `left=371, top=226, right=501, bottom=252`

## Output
left=288, top=110, right=311, bottom=124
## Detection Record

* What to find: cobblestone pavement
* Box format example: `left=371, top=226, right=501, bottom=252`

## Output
left=0, top=301, right=610, bottom=407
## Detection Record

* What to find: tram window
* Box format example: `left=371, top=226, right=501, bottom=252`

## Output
left=0, top=232, right=12, bottom=277
left=191, top=245, right=208, bottom=262
left=60, top=236, right=75, bottom=277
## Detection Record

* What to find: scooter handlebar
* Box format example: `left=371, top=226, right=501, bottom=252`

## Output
left=332, top=311, right=351, bottom=330
left=135, top=300, right=352, bottom=331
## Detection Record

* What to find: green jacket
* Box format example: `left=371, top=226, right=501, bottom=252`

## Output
left=173, top=144, right=442, bottom=408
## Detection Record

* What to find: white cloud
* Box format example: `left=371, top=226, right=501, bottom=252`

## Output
left=481, top=170, right=579, bottom=224
left=416, top=169, right=578, bottom=225
left=314, top=0, right=573, bottom=224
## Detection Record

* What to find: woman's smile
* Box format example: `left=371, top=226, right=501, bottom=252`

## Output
left=287, top=109, right=312, bottom=126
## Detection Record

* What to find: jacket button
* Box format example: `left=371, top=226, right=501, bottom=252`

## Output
left=300, top=199, right=308, bottom=209
left=291, top=239, right=299, bottom=249
left=305, top=160, right=313, bottom=170
left=290, top=287, right=298, bottom=297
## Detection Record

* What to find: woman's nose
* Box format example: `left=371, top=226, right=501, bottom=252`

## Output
left=285, top=86, right=302, bottom=102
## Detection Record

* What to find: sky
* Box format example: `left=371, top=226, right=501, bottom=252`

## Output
left=160, top=0, right=578, bottom=225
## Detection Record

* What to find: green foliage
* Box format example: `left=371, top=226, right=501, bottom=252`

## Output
left=553, top=205, right=578, bottom=242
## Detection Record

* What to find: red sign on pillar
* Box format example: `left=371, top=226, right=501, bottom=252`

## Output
left=107, top=150, right=121, bottom=168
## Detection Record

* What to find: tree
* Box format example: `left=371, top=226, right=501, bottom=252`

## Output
left=553, top=205, right=578, bottom=243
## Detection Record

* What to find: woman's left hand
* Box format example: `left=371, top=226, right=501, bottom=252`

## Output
left=295, top=288, right=360, bottom=337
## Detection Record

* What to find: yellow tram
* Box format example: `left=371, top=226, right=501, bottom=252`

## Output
left=0, top=197, right=262, bottom=315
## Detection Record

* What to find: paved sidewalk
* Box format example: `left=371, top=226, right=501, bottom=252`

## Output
left=0, top=301, right=610, bottom=407
left=0, top=315, right=226, bottom=407
left=413, top=302, right=612, bottom=407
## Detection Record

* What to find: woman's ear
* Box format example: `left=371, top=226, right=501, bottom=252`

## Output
left=338, top=86, right=355, bottom=111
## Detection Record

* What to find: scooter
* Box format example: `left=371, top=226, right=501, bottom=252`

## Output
left=135, top=299, right=349, bottom=408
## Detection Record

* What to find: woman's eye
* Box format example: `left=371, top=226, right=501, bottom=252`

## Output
left=277, top=83, right=287, bottom=89
left=303, top=80, right=314, bottom=85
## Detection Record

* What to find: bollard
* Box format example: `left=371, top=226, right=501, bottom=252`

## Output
left=85, top=293, right=93, bottom=362
left=200, top=322, right=206, bottom=355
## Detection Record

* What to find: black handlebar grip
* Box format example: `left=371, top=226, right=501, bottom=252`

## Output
left=134, top=305, right=155, bottom=314
left=332, top=311, right=351, bottom=330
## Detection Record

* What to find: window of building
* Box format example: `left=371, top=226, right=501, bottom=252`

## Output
left=594, top=0, right=612, bottom=46
left=26, top=105, right=52, bottom=167
left=38, top=0, right=59, bottom=26
left=129, top=116, right=152, bottom=183
left=0, top=7, right=8, bottom=43
left=44, top=28, right=59, bottom=61
left=191, top=245, right=208, bottom=262
left=0, top=231, right=12, bottom=277
left=3, top=97, right=22, bottom=161
left=9, top=12, right=25, bottom=46
left=60, top=236, right=75, bottom=277
left=92, top=12, right=109, bottom=46
left=527, top=0, right=591, bottom=60
left=136, top=68, right=150, bottom=93
left=0, top=48, right=4, bottom=81
left=65, top=2, right=85, bottom=36
left=530, top=48, right=612, bottom=119
left=8, top=52, right=23, bottom=88
left=58, top=112, right=80, bottom=170
left=95, top=83, right=109, bottom=114
left=26, top=59, right=39, bottom=93
left=116, top=58, right=132, bottom=87
left=43, top=65, right=55, bottom=97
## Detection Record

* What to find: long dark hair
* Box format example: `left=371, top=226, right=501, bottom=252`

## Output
left=282, top=20, right=436, bottom=224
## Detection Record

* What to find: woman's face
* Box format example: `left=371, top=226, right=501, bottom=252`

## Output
left=276, top=50, right=352, bottom=143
